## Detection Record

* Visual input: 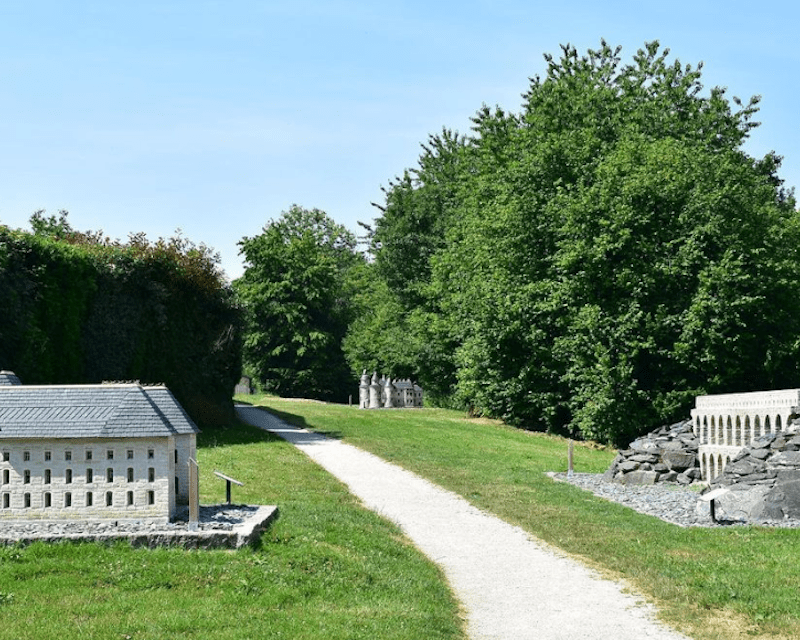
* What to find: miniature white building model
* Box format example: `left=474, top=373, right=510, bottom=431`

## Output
left=691, top=388, right=800, bottom=480
left=0, top=371, right=198, bottom=523
left=359, top=371, right=423, bottom=409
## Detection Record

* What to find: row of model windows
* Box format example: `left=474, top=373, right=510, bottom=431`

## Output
left=2, top=468, right=157, bottom=484
left=2, top=449, right=157, bottom=463
left=1, top=490, right=157, bottom=509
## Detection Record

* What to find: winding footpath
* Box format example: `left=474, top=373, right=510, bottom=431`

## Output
left=236, top=405, right=691, bottom=640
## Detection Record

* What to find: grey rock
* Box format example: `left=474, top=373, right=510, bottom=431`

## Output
left=630, top=440, right=659, bottom=454
left=762, top=479, right=800, bottom=519
left=715, top=486, right=771, bottom=522
left=619, top=470, right=659, bottom=485
left=771, top=436, right=788, bottom=450
left=770, top=451, right=800, bottom=467
left=662, top=451, right=696, bottom=472
left=602, top=466, right=617, bottom=482
left=724, top=459, right=767, bottom=476
left=619, top=460, right=641, bottom=472
left=751, top=434, right=777, bottom=449
left=777, top=469, right=800, bottom=482
left=629, top=454, right=659, bottom=463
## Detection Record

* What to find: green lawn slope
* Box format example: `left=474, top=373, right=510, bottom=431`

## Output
left=0, top=419, right=465, bottom=640
left=250, top=396, right=800, bottom=640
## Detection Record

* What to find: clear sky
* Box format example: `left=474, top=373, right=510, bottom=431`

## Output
left=1, top=1, right=797, bottom=282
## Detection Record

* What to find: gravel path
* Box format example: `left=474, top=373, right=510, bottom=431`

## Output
left=237, top=406, right=691, bottom=640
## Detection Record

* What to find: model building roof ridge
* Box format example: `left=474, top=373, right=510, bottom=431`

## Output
left=0, top=383, right=198, bottom=439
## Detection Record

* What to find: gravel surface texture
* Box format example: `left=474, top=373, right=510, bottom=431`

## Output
left=0, top=505, right=262, bottom=540
left=556, top=472, right=800, bottom=528
left=238, top=405, right=691, bottom=640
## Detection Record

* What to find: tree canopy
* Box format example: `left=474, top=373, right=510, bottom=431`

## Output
left=345, top=41, right=799, bottom=444
left=235, top=205, right=362, bottom=402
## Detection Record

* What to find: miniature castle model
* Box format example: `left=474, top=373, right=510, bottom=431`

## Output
left=358, top=371, right=423, bottom=409
left=0, top=371, right=198, bottom=523
left=691, top=389, right=800, bottom=480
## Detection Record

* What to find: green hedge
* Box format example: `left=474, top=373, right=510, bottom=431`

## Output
left=0, top=225, right=242, bottom=428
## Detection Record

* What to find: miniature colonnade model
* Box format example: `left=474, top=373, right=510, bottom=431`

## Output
left=691, top=389, right=800, bottom=480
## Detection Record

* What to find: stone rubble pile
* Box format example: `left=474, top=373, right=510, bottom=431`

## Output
left=603, top=420, right=702, bottom=485
left=708, top=419, right=800, bottom=522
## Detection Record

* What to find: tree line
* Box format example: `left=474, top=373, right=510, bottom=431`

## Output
left=236, top=41, right=800, bottom=445
left=0, top=211, right=242, bottom=428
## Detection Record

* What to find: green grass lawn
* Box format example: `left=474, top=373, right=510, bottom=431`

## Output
left=248, top=396, right=800, bottom=640
left=0, top=421, right=465, bottom=640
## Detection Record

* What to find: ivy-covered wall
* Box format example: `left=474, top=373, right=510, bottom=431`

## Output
left=0, top=225, right=242, bottom=428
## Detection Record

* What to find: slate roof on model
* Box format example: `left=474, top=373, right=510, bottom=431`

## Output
left=0, top=371, right=22, bottom=386
left=0, top=380, right=200, bottom=439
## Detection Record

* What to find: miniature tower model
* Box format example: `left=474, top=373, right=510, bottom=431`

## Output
left=359, top=370, right=370, bottom=409
left=358, top=371, right=423, bottom=409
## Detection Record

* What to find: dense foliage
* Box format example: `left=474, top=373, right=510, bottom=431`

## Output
left=235, top=206, right=363, bottom=402
left=0, top=211, right=242, bottom=428
left=346, top=41, right=800, bottom=444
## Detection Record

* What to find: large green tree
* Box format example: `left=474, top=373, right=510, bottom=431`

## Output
left=235, top=206, right=362, bottom=402
left=357, top=40, right=800, bottom=444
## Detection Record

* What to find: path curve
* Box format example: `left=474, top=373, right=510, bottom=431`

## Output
left=237, top=405, right=691, bottom=640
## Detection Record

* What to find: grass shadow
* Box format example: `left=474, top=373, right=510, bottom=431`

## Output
left=255, top=405, right=344, bottom=440
left=198, top=418, right=284, bottom=449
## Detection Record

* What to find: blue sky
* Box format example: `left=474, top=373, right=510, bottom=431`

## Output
left=1, top=1, right=797, bottom=281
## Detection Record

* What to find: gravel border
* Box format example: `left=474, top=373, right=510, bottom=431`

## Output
left=0, top=504, right=279, bottom=548
left=553, top=472, right=800, bottom=528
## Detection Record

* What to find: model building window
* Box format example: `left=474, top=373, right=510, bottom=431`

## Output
left=86, top=450, right=93, bottom=461
left=64, top=450, right=72, bottom=462
left=107, top=450, right=114, bottom=460
left=106, top=468, right=114, bottom=483
left=127, top=450, right=134, bottom=460
left=64, top=492, right=72, bottom=508
left=44, top=492, right=51, bottom=508
left=148, top=468, right=155, bottom=482
left=65, top=469, right=72, bottom=484
left=44, top=469, right=51, bottom=484
left=24, top=493, right=31, bottom=508
left=2, top=470, right=8, bottom=484
left=148, top=449, right=154, bottom=459
left=2, top=451, right=8, bottom=462
left=127, top=468, right=134, bottom=483
left=127, top=491, right=134, bottom=506
left=86, top=469, right=93, bottom=483
left=44, top=451, right=51, bottom=462
left=23, top=451, right=30, bottom=462
left=106, top=491, right=113, bottom=507
left=86, top=492, right=93, bottom=507
left=23, top=470, right=30, bottom=484
left=2, top=493, right=9, bottom=508
left=148, top=490, right=155, bottom=505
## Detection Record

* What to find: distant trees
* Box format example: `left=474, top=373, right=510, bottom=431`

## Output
left=235, top=206, right=363, bottom=402
left=346, top=41, right=800, bottom=444
left=0, top=212, right=242, bottom=428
